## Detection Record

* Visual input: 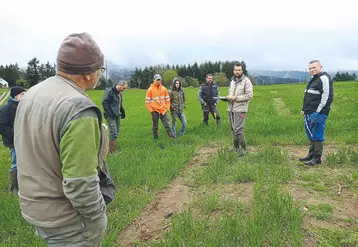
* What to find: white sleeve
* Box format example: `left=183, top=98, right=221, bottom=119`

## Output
left=317, top=75, right=330, bottom=113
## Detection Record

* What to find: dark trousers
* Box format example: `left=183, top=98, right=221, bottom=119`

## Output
left=202, top=105, right=221, bottom=124
left=151, top=111, right=173, bottom=139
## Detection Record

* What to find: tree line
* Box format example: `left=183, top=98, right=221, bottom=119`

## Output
left=129, top=60, right=250, bottom=89
left=1, top=59, right=357, bottom=89
left=333, top=72, right=357, bottom=81
left=0, top=58, right=56, bottom=88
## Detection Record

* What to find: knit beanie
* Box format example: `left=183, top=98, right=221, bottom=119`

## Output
left=10, top=86, right=26, bottom=98
left=56, top=32, right=104, bottom=75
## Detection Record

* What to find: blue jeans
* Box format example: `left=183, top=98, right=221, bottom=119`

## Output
left=304, top=113, right=328, bottom=141
left=106, top=116, right=120, bottom=140
left=171, top=111, right=187, bottom=137
left=9, top=147, right=17, bottom=172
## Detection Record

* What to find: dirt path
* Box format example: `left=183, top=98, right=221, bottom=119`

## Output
left=282, top=145, right=358, bottom=247
left=118, top=147, right=218, bottom=246
left=117, top=144, right=357, bottom=247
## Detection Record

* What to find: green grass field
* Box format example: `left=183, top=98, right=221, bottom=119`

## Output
left=0, top=82, right=357, bottom=246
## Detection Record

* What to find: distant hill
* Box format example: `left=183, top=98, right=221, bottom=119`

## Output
left=250, top=70, right=358, bottom=85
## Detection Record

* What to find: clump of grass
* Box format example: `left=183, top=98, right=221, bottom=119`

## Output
left=326, top=146, right=358, bottom=167
left=198, top=146, right=292, bottom=185
left=313, top=227, right=358, bottom=247
left=309, top=203, right=333, bottom=221
left=196, top=191, right=220, bottom=215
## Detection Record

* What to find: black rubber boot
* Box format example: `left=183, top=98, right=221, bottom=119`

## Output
left=232, top=135, right=239, bottom=152
left=9, top=169, right=19, bottom=193
left=299, top=141, right=314, bottom=162
left=305, top=141, right=323, bottom=166
left=237, top=134, right=247, bottom=157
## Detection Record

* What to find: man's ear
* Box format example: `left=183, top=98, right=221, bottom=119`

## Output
left=85, top=74, right=91, bottom=81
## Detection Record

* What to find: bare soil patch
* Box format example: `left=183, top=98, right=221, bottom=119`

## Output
left=118, top=144, right=357, bottom=247
left=118, top=147, right=218, bottom=246
left=283, top=145, right=358, bottom=247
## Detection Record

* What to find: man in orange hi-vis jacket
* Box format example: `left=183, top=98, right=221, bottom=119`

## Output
left=145, top=74, right=175, bottom=140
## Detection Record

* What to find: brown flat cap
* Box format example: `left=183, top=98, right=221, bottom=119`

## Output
left=56, top=32, right=104, bottom=75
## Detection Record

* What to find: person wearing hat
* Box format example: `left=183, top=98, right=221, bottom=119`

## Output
left=14, top=33, right=111, bottom=246
left=102, top=80, right=128, bottom=153
left=145, top=74, right=175, bottom=140
left=0, top=86, right=26, bottom=192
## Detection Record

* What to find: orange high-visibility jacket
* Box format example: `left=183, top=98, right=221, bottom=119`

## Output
left=145, top=83, right=170, bottom=115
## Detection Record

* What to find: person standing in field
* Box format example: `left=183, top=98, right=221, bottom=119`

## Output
left=198, top=74, right=221, bottom=125
left=14, top=32, right=110, bottom=246
left=226, top=63, right=253, bottom=157
left=145, top=74, right=175, bottom=140
left=299, top=60, right=334, bottom=166
left=0, top=86, right=26, bottom=192
left=169, top=78, right=187, bottom=137
left=102, top=80, right=128, bottom=153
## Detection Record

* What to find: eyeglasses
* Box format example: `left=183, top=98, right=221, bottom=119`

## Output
left=101, top=67, right=106, bottom=73
left=156, top=79, right=162, bottom=81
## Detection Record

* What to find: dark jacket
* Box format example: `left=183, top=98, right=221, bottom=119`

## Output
left=102, top=86, right=125, bottom=119
left=0, top=98, right=19, bottom=147
left=169, top=78, right=186, bottom=112
left=302, top=72, right=334, bottom=115
left=198, top=82, right=219, bottom=106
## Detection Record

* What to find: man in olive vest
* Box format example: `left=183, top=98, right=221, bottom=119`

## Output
left=14, top=32, right=109, bottom=246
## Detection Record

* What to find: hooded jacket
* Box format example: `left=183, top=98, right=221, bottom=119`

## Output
left=145, top=81, right=170, bottom=115
left=168, top=78, right=186, bottom=112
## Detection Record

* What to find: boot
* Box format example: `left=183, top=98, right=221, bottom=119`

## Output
left=215, top=115, right=221, bottom=125
left=299, top=141, right=314, bottom=162
left=304, top=141, right=323, bottom=166
left=153, top=131, right=159, bottom=140
left=167, top=130, right=176, bottom=139
left=109, top=140, right=117, bottom=153
left=232, top=135, right=239, bottom=152
left=9, top=170, right=18, bottom=193
left=237, top=134, right=247, bottom=157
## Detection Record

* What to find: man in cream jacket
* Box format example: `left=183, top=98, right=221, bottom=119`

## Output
left=227, top=63, right=253, bottom=157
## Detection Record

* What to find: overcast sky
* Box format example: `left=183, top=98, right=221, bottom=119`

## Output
left=1, top=0, right=357, bottom=71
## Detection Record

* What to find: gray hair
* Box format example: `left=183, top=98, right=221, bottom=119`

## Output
left=309, top=60, right=321, bottom=64
left=117, top=80, right=128, bottom=86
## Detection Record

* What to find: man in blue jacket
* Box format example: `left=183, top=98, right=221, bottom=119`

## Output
left=299, top=60, right=334, bottom=166
left=0, top=86, right=26, bottom=192
left=102, top=80, right=128, bottom=153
